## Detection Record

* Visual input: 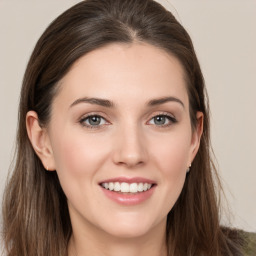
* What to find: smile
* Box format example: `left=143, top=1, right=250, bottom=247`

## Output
left=99, top=177, right=156, bottom=205
left=101, top=182, right=153, bottom=193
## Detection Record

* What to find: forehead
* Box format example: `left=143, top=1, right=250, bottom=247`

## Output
left=55, top=42, right=188, bottom=108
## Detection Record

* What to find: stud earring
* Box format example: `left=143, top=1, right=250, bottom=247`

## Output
left=186, top=164, right=192, bottom=173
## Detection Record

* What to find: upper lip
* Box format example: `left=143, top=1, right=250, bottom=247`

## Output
left=99, top=176, right=156, bottom=184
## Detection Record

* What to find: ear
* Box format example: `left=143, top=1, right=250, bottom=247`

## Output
left=26, top=111, right=56, bottom=171
left=188, top=111, right=204, bottom=165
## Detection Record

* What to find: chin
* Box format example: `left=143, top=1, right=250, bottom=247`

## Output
left=98, top=213, right=164, bottom=239
left=105, top=225, right=152, bottom=239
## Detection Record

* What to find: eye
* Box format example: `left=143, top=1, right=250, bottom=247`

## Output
left=80, top=115, right=108, bottom=128
left=148, top=114, right=177, bottom=127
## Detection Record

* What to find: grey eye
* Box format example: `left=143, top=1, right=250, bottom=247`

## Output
left=153, top=116, right=168, bottom=125
left=80, top=115, right=107, bottom=127
left=148, top=115, right=177, bottom=126
left=87, top=116, right=102, bottom=126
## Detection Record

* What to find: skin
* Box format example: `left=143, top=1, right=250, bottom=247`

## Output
left=26, top=42, right=203, bottom=256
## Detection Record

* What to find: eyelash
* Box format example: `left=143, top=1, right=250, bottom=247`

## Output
left=148, top=114, right=177, bottom=128
left=79, top=114, right=109, bottom=129
left=79, top=113, right=177, bottom=129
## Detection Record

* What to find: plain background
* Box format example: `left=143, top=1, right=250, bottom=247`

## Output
left=0, top=0, right=255, bottom=232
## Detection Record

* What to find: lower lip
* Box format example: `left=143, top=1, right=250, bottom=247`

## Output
left=100, top=186, right=156, bottom=206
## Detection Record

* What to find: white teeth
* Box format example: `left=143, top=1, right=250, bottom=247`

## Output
left=102, top=183, right=109, bottom=189
left=138, top=183, right=144, bottom=192
left=129, top=183, right=138, bottom=193
left=120, top=182, right=130, bottom=193
left=114, top=182, right=120, bottom=191
left=101, top=182, right=153, bottom=193
left=109, top=182, right=114, bottom=191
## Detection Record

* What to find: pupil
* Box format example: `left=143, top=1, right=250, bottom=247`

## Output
left=89, top=116, right=101, bottom=125
left=154, top=116, right=165, bottom=125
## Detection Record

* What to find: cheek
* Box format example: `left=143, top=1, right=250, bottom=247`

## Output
left=157, top=141, right=188, bottom=194
left=149, top=129, right=191, bottom=209
left=50, top=128, right=110, bottom=197
left=52, top=129, right=106, bottom=172
left=151, top=130, right=192, bottom=175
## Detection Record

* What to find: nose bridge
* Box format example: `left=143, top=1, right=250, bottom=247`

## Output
left=112, top=120, right=148, bottom=167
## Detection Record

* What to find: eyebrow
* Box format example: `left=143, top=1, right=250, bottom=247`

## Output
left=70, top=96, right=184, bottom=108
left=147, top=96, right=184, bottom=108
left=70, top=97, right=114, bottom=108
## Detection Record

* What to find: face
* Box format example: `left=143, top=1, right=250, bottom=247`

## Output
left=29, top=43, right=202, bottom=240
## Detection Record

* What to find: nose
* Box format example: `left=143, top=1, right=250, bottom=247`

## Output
left=112, top=124, right=148, bottom=168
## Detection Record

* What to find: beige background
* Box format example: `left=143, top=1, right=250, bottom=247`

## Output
left=0, top=0, right=255, bottom=232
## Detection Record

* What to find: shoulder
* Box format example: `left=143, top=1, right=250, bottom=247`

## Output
left=221, top=227, right=256, bottom=256
left=240, top=230, right=256, bottom=256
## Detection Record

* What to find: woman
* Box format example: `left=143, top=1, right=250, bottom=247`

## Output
left=1, top=0, right=251, bottom=255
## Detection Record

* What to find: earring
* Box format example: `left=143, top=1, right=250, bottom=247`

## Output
left=46, top=166, right=49, bottom=171
left=186, top=164, right=192, bottom=173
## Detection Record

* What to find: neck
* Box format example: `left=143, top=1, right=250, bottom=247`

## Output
left=68, top=219, right=167, bottom=256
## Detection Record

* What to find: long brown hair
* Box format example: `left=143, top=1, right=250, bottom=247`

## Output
left=2, top=0, right=242, bottom=255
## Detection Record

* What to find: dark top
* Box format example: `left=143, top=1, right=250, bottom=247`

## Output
left=241, top=231, right=256, bottom=255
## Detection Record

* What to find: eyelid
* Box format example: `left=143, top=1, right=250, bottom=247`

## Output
left=79, top=113, right=111, bottom=129
left=146, top=112, right=177, bottom=126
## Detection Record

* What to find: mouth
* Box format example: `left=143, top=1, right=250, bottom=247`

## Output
left=100, top=182, right=155, bottom=194
left=99, top=177, right=157, bottom=205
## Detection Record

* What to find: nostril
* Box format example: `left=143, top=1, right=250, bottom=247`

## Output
left=115, top=158, right=145, bottom=168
